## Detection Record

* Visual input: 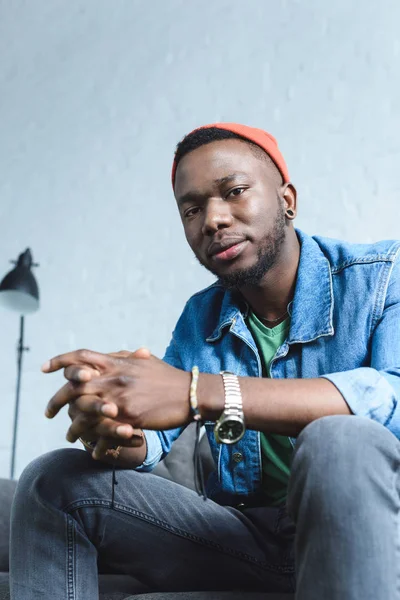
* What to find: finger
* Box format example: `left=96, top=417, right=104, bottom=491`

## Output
left=92, top=437, right=109, bottom=460
left=45, top=382, right=80, bottom=418
left=68, top=401, right=90, bottom=421
left=66, top=411, right=135, bottom=443
left=68, top=401, right=109, bottom=424
left=92, top=419, right=135, bottom=440
left=68, top=403, right=78, bottom=421
left=108, top=351, right=133, bottom=359
left=108, top=347, right=151, bottom=360
left=74, top=395, right=118, bottom=418
left=45, top=381, right=101, bottom=419
left=41, top=349, right=110, bottom=374
left=64, top=366, right=99, bottom=383
left=66, top=412, right=100, bottom=443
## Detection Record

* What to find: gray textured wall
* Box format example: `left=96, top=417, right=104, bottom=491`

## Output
left=0, top=0, right=399, bottom=477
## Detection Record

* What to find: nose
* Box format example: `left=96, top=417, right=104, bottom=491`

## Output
left=201, top=198, right=233, bottom=236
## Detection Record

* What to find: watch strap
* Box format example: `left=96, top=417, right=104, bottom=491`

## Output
left=220, top=371, right=243, bottom=416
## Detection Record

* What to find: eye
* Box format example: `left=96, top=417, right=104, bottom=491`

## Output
left=184, top=206, right=201, bottom=219
left=227, top=186, right=246, bottom=199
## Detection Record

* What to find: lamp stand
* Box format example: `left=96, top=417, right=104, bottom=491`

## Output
left=10, top=315, right=29, bottom=479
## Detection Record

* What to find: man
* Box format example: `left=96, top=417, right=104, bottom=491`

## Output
left=10, top=123, right=400, bottom=600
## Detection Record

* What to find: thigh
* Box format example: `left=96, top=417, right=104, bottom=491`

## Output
left=62, top=453, right=295, bottom=593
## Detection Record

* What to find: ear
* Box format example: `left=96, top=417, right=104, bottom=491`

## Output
left=282, top=183, right=297, bottom=219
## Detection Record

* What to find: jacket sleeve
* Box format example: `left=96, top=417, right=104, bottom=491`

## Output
left=135, top=334, right=188, bottom=471
left=322, top=251, right=400, bottom=438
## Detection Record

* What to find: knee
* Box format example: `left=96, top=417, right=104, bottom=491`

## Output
left=293, top=415, right=397, bottom=472
left=15, top=448, right=95, bottom=509
left=287, top=415, right=399, bottom=517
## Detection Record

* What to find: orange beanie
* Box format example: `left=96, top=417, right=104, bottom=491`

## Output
left=171, top=122, right=289, bottom=187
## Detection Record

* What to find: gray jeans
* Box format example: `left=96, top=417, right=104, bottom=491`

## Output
left=10, top=416, right=400, bottom=599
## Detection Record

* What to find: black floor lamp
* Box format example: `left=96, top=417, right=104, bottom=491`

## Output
left=0, top=249, right=40, bottom=479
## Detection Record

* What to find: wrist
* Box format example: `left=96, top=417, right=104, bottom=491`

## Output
left=197, top=373, right=224, bottom=421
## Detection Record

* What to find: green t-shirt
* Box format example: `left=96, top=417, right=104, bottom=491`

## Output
left=247, top=311, right=293, bottom=506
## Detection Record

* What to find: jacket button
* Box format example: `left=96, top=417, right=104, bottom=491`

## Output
left=232, top=452, right=243, bottom=463
left=236, top=503, right=247, bottom=511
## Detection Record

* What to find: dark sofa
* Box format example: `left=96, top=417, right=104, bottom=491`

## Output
left=0, top=425, right=294, bottom=600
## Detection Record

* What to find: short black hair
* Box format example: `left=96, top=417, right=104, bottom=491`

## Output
left=174, top=127, right=282, bottom=182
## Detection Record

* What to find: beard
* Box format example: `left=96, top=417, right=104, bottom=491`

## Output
left=195, top=204, right=286, bottom=289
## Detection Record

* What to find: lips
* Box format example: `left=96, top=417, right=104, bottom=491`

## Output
left=207, top=237, right=247, bottom=257
left=207, top=237, right=249, bottom=263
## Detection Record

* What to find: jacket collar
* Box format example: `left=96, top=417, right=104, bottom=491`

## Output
left=287, top=229, right=334, bottom=344
left=206, top=287, right=247, bottom=342
left=206, top=229, right=334, bottom=344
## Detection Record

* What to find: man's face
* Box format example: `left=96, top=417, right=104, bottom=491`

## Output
left=174, top=139, right=288, bottom=288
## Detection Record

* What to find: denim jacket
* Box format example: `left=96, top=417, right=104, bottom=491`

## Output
left=138, top=229, right=400, bottom=503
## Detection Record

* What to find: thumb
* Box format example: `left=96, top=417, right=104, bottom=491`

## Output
left=130, top=347, right=151, bottom=359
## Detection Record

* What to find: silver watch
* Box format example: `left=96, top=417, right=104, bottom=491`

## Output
left=214, top=371, right=245, bottom=445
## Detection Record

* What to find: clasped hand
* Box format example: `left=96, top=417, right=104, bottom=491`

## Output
left=43, top=347, right=192, bottom=459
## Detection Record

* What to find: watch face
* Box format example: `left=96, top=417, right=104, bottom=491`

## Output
left=215, top=416, right=245, bottom=444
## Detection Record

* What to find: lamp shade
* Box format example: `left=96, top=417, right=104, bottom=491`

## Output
left=0, top=249, right=39, bottom=315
